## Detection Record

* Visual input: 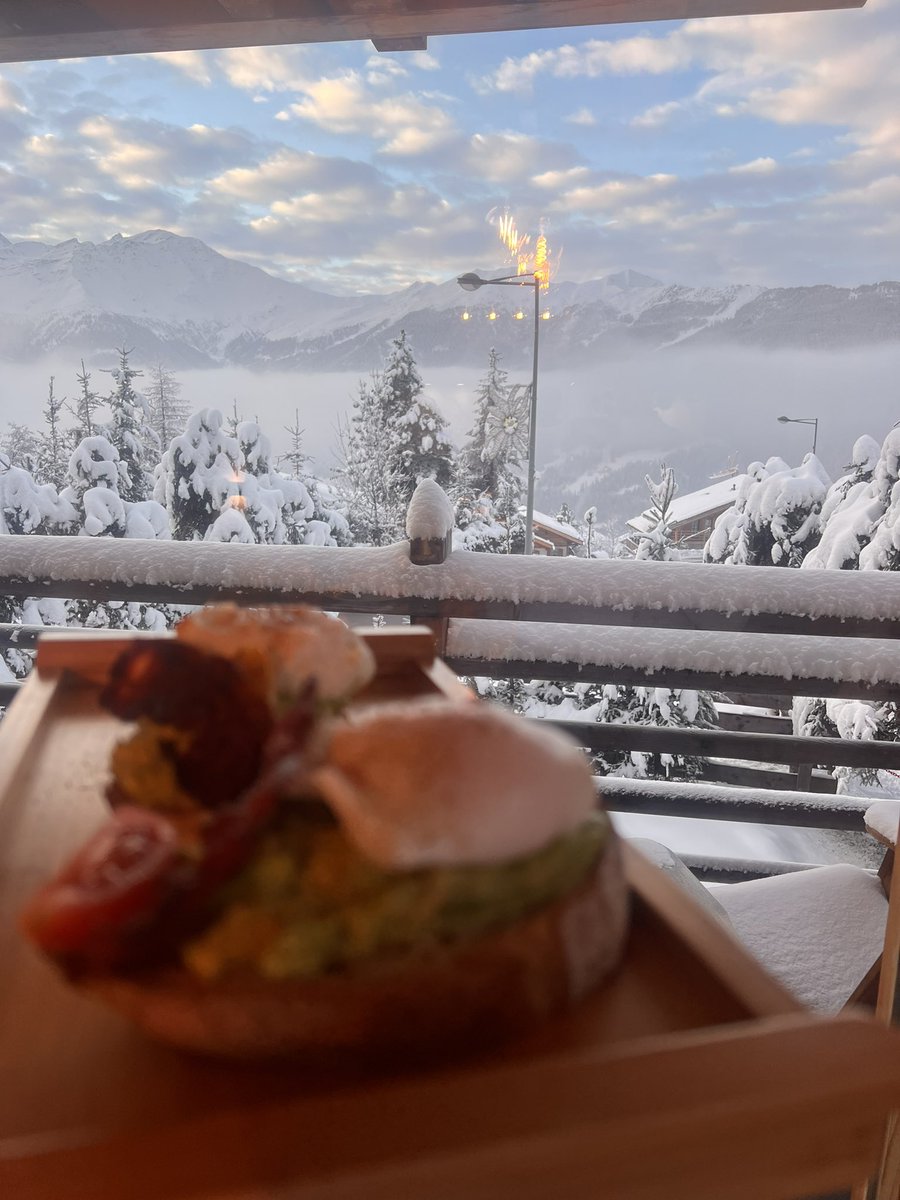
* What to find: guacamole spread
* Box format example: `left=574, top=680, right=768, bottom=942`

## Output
left=182, top=809, right=610, bottom=981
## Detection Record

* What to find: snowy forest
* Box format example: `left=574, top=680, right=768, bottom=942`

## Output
left=3, top=329, right=900, bottom=796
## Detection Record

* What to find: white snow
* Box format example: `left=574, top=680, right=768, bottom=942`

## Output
left=710, top=864, right=888, bottom=1011
left=447, top=618, right=900, bottom=689
left=5, top=536, right=900, bottom=627
left=405, top=478, right=455, bottom=541
left=865, top=800, right=900, bottom=844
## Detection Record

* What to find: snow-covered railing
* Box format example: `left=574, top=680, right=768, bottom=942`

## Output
left=4, top=533, right=900, bottom=638
left=3, top=477, right=900, bottom=878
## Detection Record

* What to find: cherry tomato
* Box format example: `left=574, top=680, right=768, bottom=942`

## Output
left=20, top=807, right=181, bottom=963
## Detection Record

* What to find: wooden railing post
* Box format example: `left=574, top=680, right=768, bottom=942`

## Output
left=406, top=480, right=453, bottom=655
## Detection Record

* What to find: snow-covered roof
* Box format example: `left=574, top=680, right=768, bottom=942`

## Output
left=628, top=474, right=746, bottom=533
left=530, top=509, right=582, bottom=543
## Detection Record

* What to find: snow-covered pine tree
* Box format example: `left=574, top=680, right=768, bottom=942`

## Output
left=379, top=331, right=453, bottom=504
left=635, top=466, right=677, bottom=561
left=274, top=412, right=348, bottom=546
left=225, top=400, right=244, bottom=440
left=705, top=454, right=831, bottom=567
left=235, top=420, right=306, bottom=545
left=0, top=450, right=71, bottom=678
left=70, top=360, right=102, bottom=443
left=146, top=363, right=189, bottom=447
left=0, top=449, right=68, bottom=536
left=2, top=423, right=42, bottom=475
left=454, top=491, right=511, bottom=554
left=458, top=347, right=510, bottom=498
left=803, top=429, right=900, bottom=572
left=36, top=376, right=69, bottom=490
left=59, top=436, right=129, bottom=538
left=57, top=435, right=169, bottom=630
left=623, top=687, right=719, bottom=781
left=103, top=347, right=159, bottom=503
left=155, top=408, right=242, bottom=541
left=335, top=378, right=404, bottom=545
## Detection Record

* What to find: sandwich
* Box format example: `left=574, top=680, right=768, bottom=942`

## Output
left=21, top=606, right=628, bottom=1062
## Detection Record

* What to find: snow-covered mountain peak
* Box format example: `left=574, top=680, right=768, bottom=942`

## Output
left=0, top=228, right=897, bottom=370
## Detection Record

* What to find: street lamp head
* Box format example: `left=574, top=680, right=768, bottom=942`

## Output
left=777, top=416, right=790, bottom=423
left=457, top=272, right=484, bottom=292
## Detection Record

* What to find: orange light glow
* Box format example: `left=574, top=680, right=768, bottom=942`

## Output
left=491, top=210, right=555, bottom=291
left=228, top=494, right=247, bottom=511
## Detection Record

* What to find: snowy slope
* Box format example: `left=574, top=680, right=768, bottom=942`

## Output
left=1, top=229, right=899, bottom=369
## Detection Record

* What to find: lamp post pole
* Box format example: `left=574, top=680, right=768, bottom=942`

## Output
left=525, top=275, right=540, bottom=556
left=457, top=271, right=542, bottom=555
left=777, top=415, right=819, bottom=455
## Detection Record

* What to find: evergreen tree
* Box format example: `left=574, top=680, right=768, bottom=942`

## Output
left=380, top=331, right=453, bottom=504
left=805, top=429, right=900, bottom=571
left=705, top=454, right=830, bottom=567
left=59, top=436, right=129, bottom=538
left=635, top=466, right=677, bottom=561
left=225, top=399, right=243, bottom=440
left=70, top=360, right=102, bottom=443
left=146, top=363, right=189, bottom=446
left=155, top=408, right=242, bottom=541
left=36, top=376, right=68, bottom=489
left=3, top=423, right=42, bottom=474
left=335, top=379, right=404, bottom=545
left=458, top=347, right=511, bottom=497
left=103, top=347, right=159, bottom=503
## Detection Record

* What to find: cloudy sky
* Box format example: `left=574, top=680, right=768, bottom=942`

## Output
left=1, top=0, right=898, bottom=293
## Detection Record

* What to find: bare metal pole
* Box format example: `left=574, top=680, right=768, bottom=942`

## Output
left=524, top=279, right=540, bottom=556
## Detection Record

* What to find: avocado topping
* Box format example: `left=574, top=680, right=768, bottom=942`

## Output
left=182, top=810, right=610, bottom=981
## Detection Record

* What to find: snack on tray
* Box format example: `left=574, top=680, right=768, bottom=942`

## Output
left=21, top=605, right=629, bottom=1061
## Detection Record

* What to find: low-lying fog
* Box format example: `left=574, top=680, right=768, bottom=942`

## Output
left=2, top=345, right=899, bottom=501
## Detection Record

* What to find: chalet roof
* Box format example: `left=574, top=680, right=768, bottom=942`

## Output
left=0, top=0, right=866, bottom=64
left=627, top=474, right=746, bottom=534
left=532, top=509, right=583, bottom=545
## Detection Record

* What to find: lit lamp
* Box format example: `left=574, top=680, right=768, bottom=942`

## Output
left=456, top=270, right=543, bottom=554
left=777, top=414, right=819, bottom=455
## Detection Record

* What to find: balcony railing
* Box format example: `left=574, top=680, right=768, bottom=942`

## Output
left=3, top=481, right=899, bottom=881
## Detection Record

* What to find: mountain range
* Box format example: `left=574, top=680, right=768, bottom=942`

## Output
left=2, top=230, right=899, bottom=372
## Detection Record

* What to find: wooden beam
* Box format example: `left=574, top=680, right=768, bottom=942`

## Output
left=547, top=719, right=900, bottom=771
left=450, top=654, right=900, bottom=702
left=0, top=0, right=868, bottom=64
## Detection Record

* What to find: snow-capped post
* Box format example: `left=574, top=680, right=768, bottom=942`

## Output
left=406, top=479, right=454, bottom=655
left=406, top=479, right=454, bottom=565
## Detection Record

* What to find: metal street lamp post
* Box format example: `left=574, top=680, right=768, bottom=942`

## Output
left=777, top=414, right=819, bottom=455
left=457, top=271, right=541, bottom=554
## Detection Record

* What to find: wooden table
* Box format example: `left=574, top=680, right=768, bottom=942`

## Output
left=2, top=655, right=900, bottom=1200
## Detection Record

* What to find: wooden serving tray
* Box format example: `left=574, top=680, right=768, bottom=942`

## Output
left=2, top=628, right=900, bottom=1200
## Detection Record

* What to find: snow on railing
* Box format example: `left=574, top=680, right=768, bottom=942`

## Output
left=406, top=479, right=454, bottom=565
left=445, top=619, right=900, bottom=700
left=4, top=530, right=900, bottom=636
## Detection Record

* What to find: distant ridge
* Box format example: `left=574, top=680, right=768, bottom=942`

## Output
left=1, top=230, right=898, bottom=370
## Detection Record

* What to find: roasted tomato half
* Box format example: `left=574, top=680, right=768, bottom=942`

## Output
left=20, top=807, right=183, bottom=970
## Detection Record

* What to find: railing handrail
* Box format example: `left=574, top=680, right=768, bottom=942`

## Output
left=4, top=533, right=900, bottom=638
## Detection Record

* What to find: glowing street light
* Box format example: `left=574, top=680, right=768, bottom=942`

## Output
left=456, top=270, right=543, bottom=554
left=777, top=414, right=819, bottom=455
